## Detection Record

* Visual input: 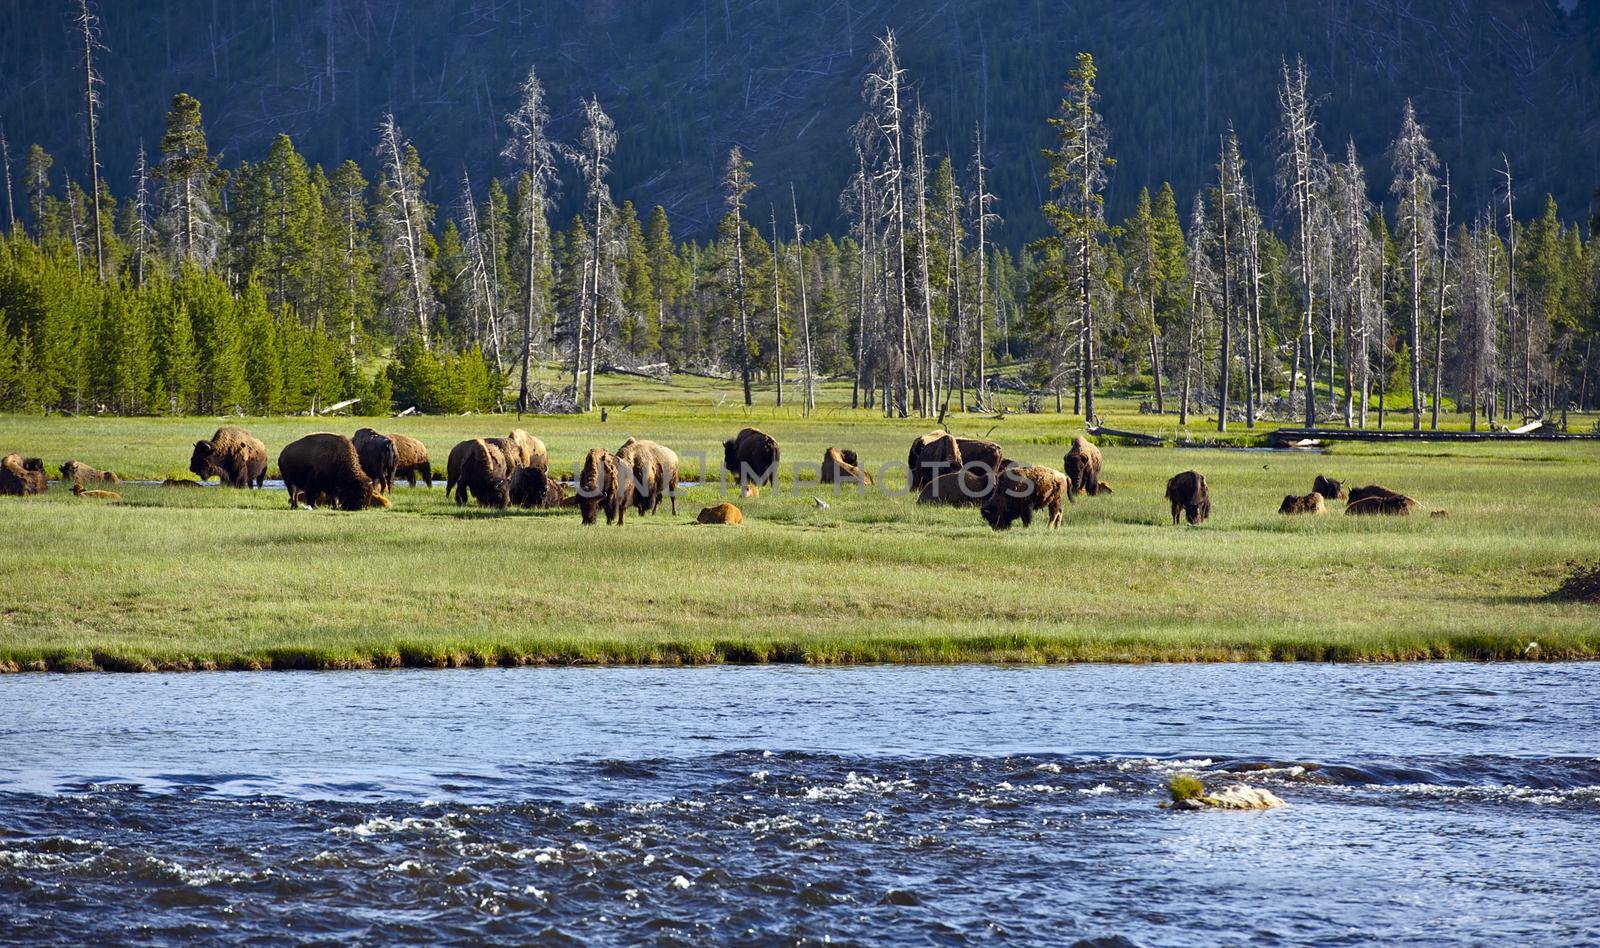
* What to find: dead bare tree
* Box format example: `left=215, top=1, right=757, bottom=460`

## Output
left=910, top=105, right=936, bottom=416
left=375, top=113, right=433, bottom=349
left=770, top=205, right=784, bottom=407
left=0, top=120, right=13, bottom=232
left=723, top=146, right=754, bottom=406
left=1388, top=99, right=1439, bottom=430
left=863, top=30, right=911, bottom=417
left=1276, top=57, right=1327, bottom=427
left=503, top=66, right=559, bottom=413
left=970, top=123, right=999, bottom=411
left=572, top=96, right=618, bottom=412
left=77, top=0, right=105, bottom=280
left=790, top=183, right=815, bottom=416
left=1430, top=167, right=1451, bottom=428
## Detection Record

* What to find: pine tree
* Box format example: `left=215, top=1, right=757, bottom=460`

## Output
left=154, top=93, right=219, bottom=266
left=1388, top=99, right=1439, bottom=430
left=238, top=281, right=282, bottom=413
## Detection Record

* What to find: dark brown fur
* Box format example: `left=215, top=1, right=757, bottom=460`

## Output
left=918, top=467, right=998, bottom=506
left=821, top=447, right=874, bottom=487
left=190, top=426, right=268, bottom=488
left=1062, top=436, right=1106, bottom=498
left=980, top=464, right=1067, bottom=530
left=1345, top=494, right=1420, bottom=516
left=1166, top=470, right=1211, bottom=525
left=1312, top=475, right=1347, bottom=501
left=161, top=478, right=202, bottom=488
left=1, top=453, right=49, bottom=495
left=449, top=439, right=513, bottom=508
left=954, top=437, right=1004, bottom=473
left=353, top=429, right=432, bottom=487
left=723, top=427, right=780, bottom=487
left=60, top=460, right=121, bottom=487
left=1347, top=484, right=1409, bottom=506
left=278, top=433, right=380, bottom=510
left=617, top=438, right=680, bottom=515
left=352, top=432, right=399, bottom=494
left=578, top=447, right=635, bottom=525
left=1278, top=491, right=1326, bottom=515
left=508, top=465, right=567, bottom=508
left=907, top=430, right=962, bottom=490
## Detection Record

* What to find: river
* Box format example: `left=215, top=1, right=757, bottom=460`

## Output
left=1, top=663, right=1596, bottom=944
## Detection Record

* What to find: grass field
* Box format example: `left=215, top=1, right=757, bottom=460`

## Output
left=1, top=373, right=1597, bottom=672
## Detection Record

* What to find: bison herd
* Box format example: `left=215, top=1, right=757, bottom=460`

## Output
left=3, top=421, right=1443, bottom=526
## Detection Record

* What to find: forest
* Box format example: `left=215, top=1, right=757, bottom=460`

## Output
left=0, top=3, right=1597, bottom=429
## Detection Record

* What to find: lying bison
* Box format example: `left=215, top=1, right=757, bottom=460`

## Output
left=618, top=437, right=679, bottom=516
left=1, top=453, right=48, bottom=495
left=447, top=439, right=513, bottom=508
left=352, top=431, right=399, bottom=494
left=980, top=464, right=1067, bottom=531
left=955, top=436, right=1004, bottom=473
left=907, top=430, right=963, bottom=491
left=1279, top=492, right=1326, bottom=515
left=696, top=502, right=744, bottom=525
left=820, top=447, right=873, bottom=487
left=1312, top=475, right=1347, bottom=501
left=1166, top=470, right=1211, bottom=525
left=1347, top=484, right=1412, bottom=507
left=1063, top=436, right=1110, bottom=497
left=278, top=433, right=384, bottom=510
left=355, top=428, right=433, bottom=488
left=1345, top=493, right=1420, bottom=516
left=509, top=465, right=566, bottom=508
left=191, top=426, right=267, bottom=488
left=71, top=484, right=121, bottom=501
left=578, top=447, right=635, bottom=525
left=917, top=462, right=1011, bottom=507
left=723, top=427, right=780, bottom=487
left=60, top=460, right=121, bottom=487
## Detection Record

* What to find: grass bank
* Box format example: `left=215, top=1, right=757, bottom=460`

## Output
left=1, top=380, right=1597, bottom=671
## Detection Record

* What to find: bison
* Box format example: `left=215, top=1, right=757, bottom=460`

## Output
left=1345, top=493, right=1420, bottom=516
left=492, top=429, right=547, bottom=471
left=617, top=437, right=680, bottom=516
left=723, top=427, right=780, bottom=487
left=821, top=447, right=873, bottom=487
left=1278, top=491, right=1326, bottom=515
left=980, top=464, right=1067, bottom=531
left=352, top=431, right=399, bottom=494
left=917, top=462, right=1011, bottom=507
left=1347, top=484, right=1411, bottom=506
left=190, top=426, right=268, bottom=488
left=1166, top=470, right=1211, bottom=525
left=907, top=430, right=963, bottom=491
left=1, top=453, right=49, bottom=495
left=954, top=436, right=1004, bottom=473
left=1312, top=475, right=1347, bottom=501
left=577, top=447, right=635, bottom=525
left=70, top=484, right=122, bottom=501
left=447, top=438, right=513, bottom=508
left=60, top=460, right=121, bottom=487
left=278, top=433, right=384, bottom=510
left=509, top=465, right=566, bottom=508
left=696, top=502, right=744, bottom=525
left=1062, top=436, right=1109, bottom=498
left=355, top=429, right=433, bottom=488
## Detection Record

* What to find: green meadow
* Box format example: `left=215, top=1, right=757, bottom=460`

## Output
left=1, top=373, right=1597, bottom=672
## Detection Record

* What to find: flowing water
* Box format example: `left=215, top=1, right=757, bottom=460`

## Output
left=1, top=663, right=1597, bottom=945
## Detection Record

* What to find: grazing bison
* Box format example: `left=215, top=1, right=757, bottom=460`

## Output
left=278, top=433, right=383, bottom=510
left=723, top=427, right=780, bottom=487
left=60, top=460, right=121, bottom=487
left=352, top=431, right=399, bottom=494
left=488, top=429, right=546, bottom=471
left=917, top=459, right=1017, bottom=506
left=509, top=465, right=566, bottom=508
left=447, top=439, right=513, bottom=508
left=696, top=502, right=744, bottom=525
left=355, top=429, right=433, bottom=488
left=954, top=436, right=1005, bottom=473
left=577, top=447, right=635, bottom=525
left=1312, top=475, right=1347, bottom=501
left=71, top=484, right=122, bottom=501
left=1278, top=491, right=1327, bottom=515
left=1166, top=470, right=1211, bottom=525
left=1, top=453, right=49, bottom=495
left=617, top=438, right=680, bottom=516
left=907, top=430, right=963, bottom=491
left=1062, top=436, right=1109, bottom=498
left=821, top=447, right=873, bottom=487
left=980, top=464, right=1068, bottom=531
left=1345, top=493, right=1420, bottom=516
left=190, top=426, right=268, bottom=488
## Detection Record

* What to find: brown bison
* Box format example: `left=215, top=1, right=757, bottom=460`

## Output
left=161, top=478, right=202, bottom=488
left=509, top=465, right=566, bottom=508
left=980, top=464, right=1067, bottom=531
left=190, top=426, right=268, bottom=488
left=907, top=430, right=963, bottom=490
left=578, top=447, right=635, bottom=525
left=723, top=427, right=780, bottom=487
left=617, top=437, right=680, bottom=516
left=278, top=433, right=384, bottom=510
left=71, top=484, right=122, bottom=501
left=821, top=447, right=873, bottom=487
left=490, top=429, right=547, bottom=471
left=352, top=431, right=399, bottom=494
left=1166, top=470, right=1211, bottom=525
left=697, top=502, right=744, bottom=525
left=1312, top=475, right=1347, bottom=501
left=1345, top=493, right=1420, bottom=516
left=1347, top=484, right=1412, bottom=507
left=917, top=461, right=1012, bottom=507
left=1279, top=491, right=1326, bottom=515
left=1, top=454, right=49, bottom=495
left=355, top=429, right=433, bottom=488
left=1062, top=436, right=1109, bottom=498
left=60, top=460, right=121, bottom=487
left=954, top=436, right=1005, bottom=473
left=447, top=438, right=513, bottom=508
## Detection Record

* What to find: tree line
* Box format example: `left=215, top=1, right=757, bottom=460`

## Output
left=0, top=17, right=1596, bottom=427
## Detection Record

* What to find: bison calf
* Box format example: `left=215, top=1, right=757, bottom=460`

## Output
left=1278, top=491, right=1326, bottom=515
left=697, top=502, right=744, bottom=525
left=1166, top=470, right=1211, bottom=525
